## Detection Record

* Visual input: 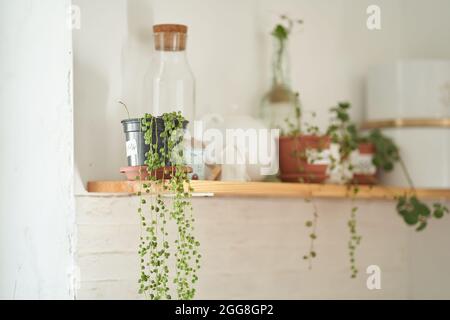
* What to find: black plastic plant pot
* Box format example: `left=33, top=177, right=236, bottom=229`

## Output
left=121, top=117, right=188, bottom=167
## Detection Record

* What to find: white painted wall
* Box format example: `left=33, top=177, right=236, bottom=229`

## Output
left=0, top=0, right=75, bottom=299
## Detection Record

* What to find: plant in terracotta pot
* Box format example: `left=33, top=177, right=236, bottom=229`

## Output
left=260, top=16, right=331, bottom=183
left=279, top=94, right=331, bottom=183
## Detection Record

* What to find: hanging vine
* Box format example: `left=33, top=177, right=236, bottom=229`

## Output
left=347, top=186, right=362, bottom=278
left=137, top=112, right=200, bottom=300
left=303, top=198, right=319, bottom=269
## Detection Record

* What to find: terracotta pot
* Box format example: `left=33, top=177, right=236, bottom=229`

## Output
left=352, top=143, right=377, bottom=185
left=120, top=165, right=192, bottom=181
left=279, top=135, right=331, bottom=183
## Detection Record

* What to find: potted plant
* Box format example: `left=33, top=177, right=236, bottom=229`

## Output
left=130, top=112, right=201, bottom=300
left=119, top=103, right=189, bottom=181
left=278, top=94, right=331, bottom=183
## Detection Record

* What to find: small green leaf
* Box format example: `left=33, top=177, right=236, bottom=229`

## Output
left=416, top=222, right=427, bottom=231
left=434, top=208, right=444, bottom=219
left=271, top=24, right=288, bottom=40
left=411, top=198, right=431, bottom=217
left=403, top=212, right=419, bottom=225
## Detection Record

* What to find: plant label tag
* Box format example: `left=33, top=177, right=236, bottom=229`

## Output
left=126, top=139, right=138, bottom=158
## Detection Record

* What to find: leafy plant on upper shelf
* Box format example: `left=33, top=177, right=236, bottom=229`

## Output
left=137, top=111, right=200, bottom=300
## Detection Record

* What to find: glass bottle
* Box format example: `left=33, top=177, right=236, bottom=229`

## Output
left=260, top=36, right=299, bottom=135
left=144, top=24, right=195, bottom=130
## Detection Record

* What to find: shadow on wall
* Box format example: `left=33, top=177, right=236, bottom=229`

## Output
left=74, top=59, right=109, bottom=191
left=74, top=0, right=154, bottom=193
left=122, top=0, right=154, bottom=113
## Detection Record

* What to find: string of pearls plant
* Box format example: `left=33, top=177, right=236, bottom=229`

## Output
left=137, top=112, right=200, bottom=300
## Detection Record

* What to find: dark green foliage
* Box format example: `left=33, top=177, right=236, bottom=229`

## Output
left=364, top=129, right=399, bottom=172
left=397, top=196, right=449, bottom=231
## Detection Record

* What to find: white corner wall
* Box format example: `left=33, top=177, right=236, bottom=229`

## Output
left=0, top=0, right=75, bottom=299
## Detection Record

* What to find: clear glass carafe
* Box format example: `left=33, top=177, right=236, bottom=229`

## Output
left=260, top=37, right=299, bottom=135
left=143, top=24, right=195, bottom=129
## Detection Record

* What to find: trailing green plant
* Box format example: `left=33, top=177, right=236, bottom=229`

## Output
left=283, top=98, right=324, bottom=267
left=283, top=92, right=302, bottom=136
left=303, top=198, right=318, bottom=269
left=396, top=195, right=449, bottom=231
left=347, top=186, right=362, bottom=278
left=137, top=111, right=200, bottom=300
left=362, top=128, right=450, bottom=231
left=363, top=129, right=399, bottom=172
left=326, top=102, right=363, bottom=278
left=327, top=101, right=450, bottom=277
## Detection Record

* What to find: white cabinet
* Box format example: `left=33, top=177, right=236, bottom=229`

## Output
left=366, top=61, right=450, bottom=188
left=367, top=61, right=450, bottom=120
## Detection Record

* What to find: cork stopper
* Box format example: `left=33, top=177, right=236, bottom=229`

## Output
left=153, top=24, right=188, bottom=51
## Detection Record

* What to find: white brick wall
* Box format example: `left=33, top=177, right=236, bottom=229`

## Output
left=75, top=196, right=443, bottom=299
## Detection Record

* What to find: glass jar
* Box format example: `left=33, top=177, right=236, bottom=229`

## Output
left=143, top=24, right=195, bottom=130
left=260, top=37, right=299, bottom=135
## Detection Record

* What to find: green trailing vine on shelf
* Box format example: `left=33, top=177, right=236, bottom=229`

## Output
left=362, top=128, right=450, bottom=231
left=327, top=101, right=450, bottom=277
left=348, top=186, right=362, bottom=278
left=303, top=198, right=318, bottom=269
left=327, top=102, right=362, bottom=278
left=137, top=112, right=200, bottom=300
left=281, top=92, right=322, bottom=269
left=284, top=92, right=302, bottom=137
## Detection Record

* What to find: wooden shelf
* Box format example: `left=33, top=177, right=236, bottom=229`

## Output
left=87, top=180, right=450, bottom=200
